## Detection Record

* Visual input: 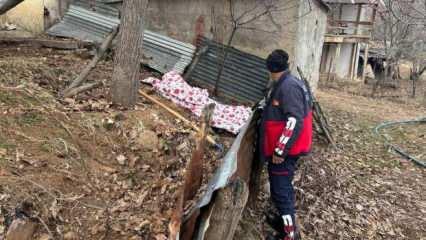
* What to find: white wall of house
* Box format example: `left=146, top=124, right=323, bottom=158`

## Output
left=0, top=0, right=44, bottom=33
left=294, top=0, right=328, bottom=91
left=321, top=42, right=358, bottom=80
left=320, top=3, right=375, bottom=80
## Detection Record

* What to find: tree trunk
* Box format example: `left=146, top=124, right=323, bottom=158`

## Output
left=111, top=0, right=148, bottom=108
left=213, top=26, right=237, bottom=96
left=204, top=178, right=249, bottom=240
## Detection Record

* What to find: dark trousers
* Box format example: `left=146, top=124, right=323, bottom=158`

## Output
left=267, top=156, right=299, bottom=227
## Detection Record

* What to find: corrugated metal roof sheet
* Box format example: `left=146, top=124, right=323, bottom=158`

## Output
left=188, top=37, right=269, bottom=103
left=47, top=5, right=119, bottom=42
left=47, top=3, right=195, bottom=74
left=73, top=0, right=120, bottom=17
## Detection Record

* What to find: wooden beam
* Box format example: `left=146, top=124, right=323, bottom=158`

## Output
left=355, top=4, right=362, bottom=35
left=332, top=43, right=341, bottom=81
left=330, top=20, right=374, bottom=25
left=327, top=26, right=373, bottom=31
left=350, top=43, right=358, bottom=80
left=371, top=5, right=377, bottom=23
left=350, top=4, right=363, bottom=80
left=362, top=43, right=370, bottom=82
left=324, top=35, right=370, bottom=43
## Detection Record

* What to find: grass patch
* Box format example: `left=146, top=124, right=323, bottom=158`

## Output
left=17, top=111, right=44, bottom=126
left=0, top=91, right=20, bottom=106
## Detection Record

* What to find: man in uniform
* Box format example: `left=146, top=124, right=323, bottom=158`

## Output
left=259, top=49, right=313, bottom=240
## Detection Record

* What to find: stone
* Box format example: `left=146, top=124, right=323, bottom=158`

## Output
left=37, top=234, right=51, bottom=240
left=5, top=218, right=36, bottom=240
left=136, top=130, right=159, bottom=151
left=116, top=154, right=127, bottom=165
left=64, top=231, right=79, bottom=240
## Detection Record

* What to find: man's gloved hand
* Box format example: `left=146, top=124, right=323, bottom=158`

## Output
left=272, top=154, right=285, bottom=164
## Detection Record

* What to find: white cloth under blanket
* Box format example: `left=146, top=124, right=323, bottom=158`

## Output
left=143, top=71, right=252, bottom=134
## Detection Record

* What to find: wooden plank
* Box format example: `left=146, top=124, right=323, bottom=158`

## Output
left=325, top=34, right=371, bottom=39
left=203, top=178, right=249, bottom=240
left=327, top=26, right=373, bottom=30
left=0, top=38, right=90, bottom=49
left=350, top=4, right=363, bottom=80
left=362, top=43, right=370, bottom=82
left=324, top=35, right=370, bottom=44
left=333, top=43, right=341, bottom=81
left=350, top=43, right=358, bottom=80
left=139, top=90, right=219, bottom=147
left=330, top=20, right=374, bottom=25
left=355, top=4, right=362, bottom=35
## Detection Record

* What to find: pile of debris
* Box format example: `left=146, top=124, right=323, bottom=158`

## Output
left=0, top=45, right=233, bottom=239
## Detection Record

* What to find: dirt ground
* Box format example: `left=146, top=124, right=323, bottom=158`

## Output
left=318, top=76, right=426, bottom=109
left=237, top=88, right=425, bottom=240
left=0, top=45, right=232, bottom=240
left=0, top=44, right=425, bottom=240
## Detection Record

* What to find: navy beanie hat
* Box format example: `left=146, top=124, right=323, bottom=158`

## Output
left=266, top=49, right=289, bottom=73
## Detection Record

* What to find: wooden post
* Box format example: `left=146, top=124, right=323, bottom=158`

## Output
left=204, top=178, right=249, bottom=240
left=349, top=44, right=357, bottom=80
left=332, top=43, right=341, bottom=81
left=362, top=43, right=370, bottom=83
left=355, top=4, right=362, bottom=35
left=350, top=4, right=363, bottom=80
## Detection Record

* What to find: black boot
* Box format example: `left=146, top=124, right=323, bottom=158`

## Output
left=265, top=211, right=284, bottom=233
left=265, top=231, right=285, bottom=240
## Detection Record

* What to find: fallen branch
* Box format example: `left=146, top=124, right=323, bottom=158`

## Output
left=35, top=215, right=55, bottom=240
left=0, top=38, right=92, bottom=50
left=62, top=28, right=118, bottom=97
left=62, top=82, right=102, bottom=98
left=138, top=89, right=220, bottom=147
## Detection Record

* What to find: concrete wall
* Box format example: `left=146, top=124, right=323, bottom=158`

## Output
left=145, top=0, right=227, bottom=45
left=145, top=0, right=328, bottom=89
left=0, top=0, right=44, bottom=33
left=145, top=0, right=300, bottom=59
left=227, top=0, right=299, bottom=59
left=294, top=0, right=328, bottom=91
left=44, top=0, right=62, bottom=29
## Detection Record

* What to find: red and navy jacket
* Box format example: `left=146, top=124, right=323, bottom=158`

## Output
left=259, top=72, right=313, bottom=159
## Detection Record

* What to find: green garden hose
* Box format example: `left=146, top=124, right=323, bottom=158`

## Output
left=374, top=117, right=426, bottom=168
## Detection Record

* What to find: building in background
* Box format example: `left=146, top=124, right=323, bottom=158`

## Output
left=0, top=0, right=69, bottom=35
left=1, top=0, right=331, bottom=102
left=145, top=0, right=329, bottom=91
left=320, top=0, right=383, bottom=82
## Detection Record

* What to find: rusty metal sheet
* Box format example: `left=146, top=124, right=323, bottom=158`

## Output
left=177, top=109, right=260, bottom=240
